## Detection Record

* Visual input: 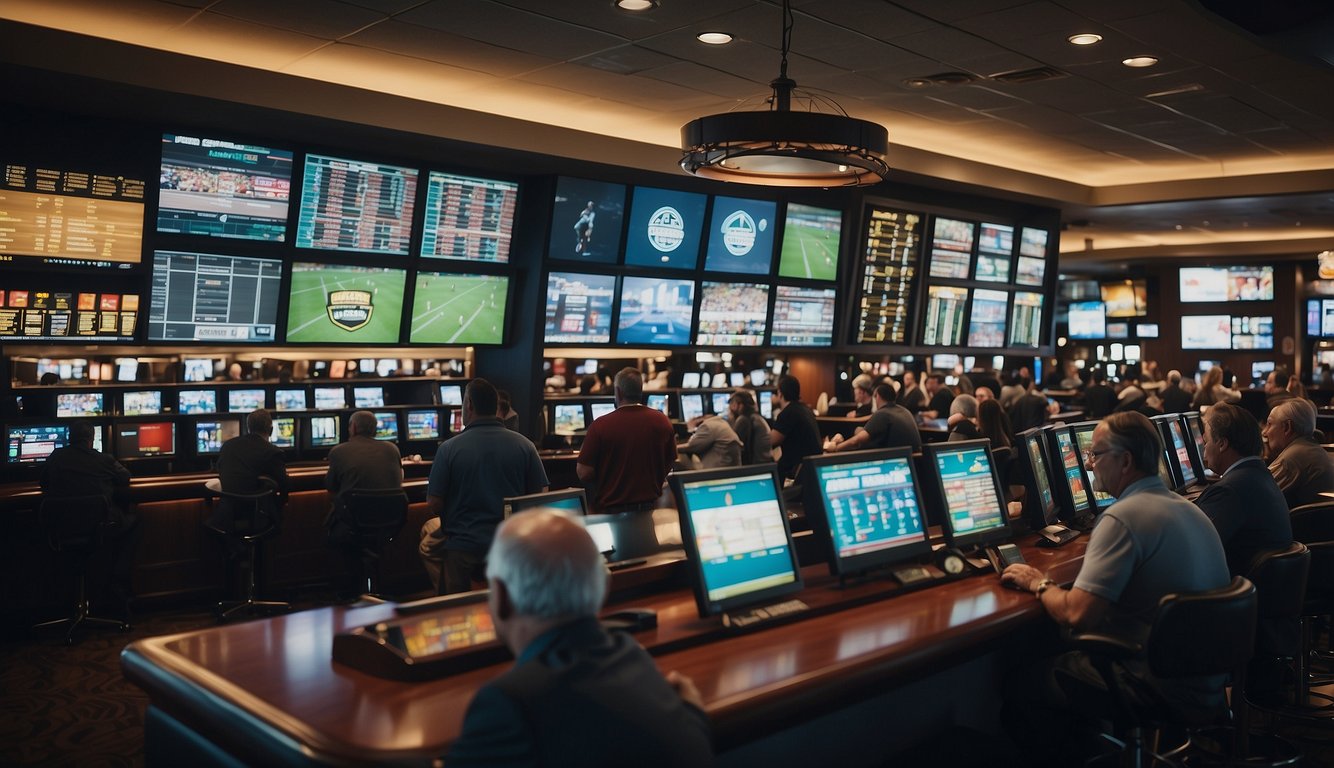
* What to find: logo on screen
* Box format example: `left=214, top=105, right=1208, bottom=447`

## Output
left=720, top=210, right=762, bottom=256
left=326, top=290, right=374, bottom=331
left=647, top=206, right=685, bottom=253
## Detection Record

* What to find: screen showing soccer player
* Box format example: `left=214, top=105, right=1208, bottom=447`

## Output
left=408, top=271, right=508, bottom=345
left=548, top=177, right=625, bottom=264
left=778, top=203, right=841, bottom=281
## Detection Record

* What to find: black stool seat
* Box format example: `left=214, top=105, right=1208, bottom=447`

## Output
left=31, top=494, right=129, bottom=644
left=205, top=487, right=290, bottom=621
left=344, top=489, right=408, bottom=598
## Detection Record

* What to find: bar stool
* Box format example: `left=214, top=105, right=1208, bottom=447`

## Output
left=31, top=494, right=129, bottom=644
left=343, top=489, right=408, bottom=598
left=1291, top=502, right=1334, bottom=684
left=205, top=487, right=290, bottom=621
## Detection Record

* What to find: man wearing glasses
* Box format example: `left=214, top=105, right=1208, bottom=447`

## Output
left=1263, top=397, right=1334, bottom=509
left=1000, top=412, right=1229, bottom=764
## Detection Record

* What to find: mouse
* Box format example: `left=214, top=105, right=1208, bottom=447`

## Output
left=601, top=608, right=658, bottom=632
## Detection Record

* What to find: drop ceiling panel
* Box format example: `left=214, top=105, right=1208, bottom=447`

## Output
left=208, top=0, right=387, bottom=40
left=344, top=20, right=555, bottom=77
left=638, top=60, right=761, bottom=98
left=172, top=13, right=330, bottom=69
left=924, top=85, right=1027, bottom=110
left=496, top=0, right=754, bottom=41
left=799, top=0, right=938, bottom=40
left=893, top=0, right=1035, bottom=24
left=398, top=0, right=625, bottom=59
left=572, top=45, right=680, bottom=76
left=952, top=1, right=1090, bottom=43
left=339, top=0, right=422, bottom=13
left=518, top=64, right=721, bottom=112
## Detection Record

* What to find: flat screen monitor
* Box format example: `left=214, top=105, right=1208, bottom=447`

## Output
left=624, top=186, right=707, bottom=270
left=438, top=383, right=463, bottom=406
left=681, top=372, right=702, bottom=389
left=406, top=409, right=440, bottom=440
left=923, top=440, right=1010, bottom=550
left=285, top=263, right=407, bottom=344
left=1070, top=422, right=1115, bottom=512
left=419, top=170, right=517, bottom=263
left=1009, top=291, right=1043, bottom=348
left=1016, top=228, right=1049, bottom=287
left=295, top=153, right=417, bottom=255
left=6, top=424, right=69, bottom=463
left=372, top=412, right=399, bottom=441
left=801, top=448, right=931, bottom=578
left=115, top=422, right=175, bottom=459
left=194, top=419, right=241, bottom=455
left=1105, top=321, right=1129, bottom=339
left=306, top=415, right=341, bottom=448
left=921, top=286, right=968, bottom=346
left=1182, top=412, right=1208, bottom=480
left=928, top=217, right=975, bottom=279
left=974, top=223, right=1014, bottom=283
left=670, top=465, right=803, bottom=618
left=1181, top=315, right=1231, bottom=349
left=770, top=285, right=835, bottom=347
left=1251, top=361, right=1276, bottom=388
left=553, top=403, right=587, bottom=435
left=856, top=205, right=922, bottom=345
left=778, top=203, right=841, bottom=281
left=1068, top=301, right=1107, bottom=339
left=182, top=358, right=215, bottom=382
left=227, top=389, right=265, bottom=413
left=116, top=358, right=140, bottom=382
left=178, top=389, right=217, bottom=414
left=646, top=394, right=670, bottom=417
left=589, top=401, right=616, bottom=422
left=1180, top=265, right=1274, bottom=303
left=157, top=133, right=292, bottom=241
left=1017, top=426, right=1059, bottom=529
left=122, top=390, right=162, bottom=416
left=450, top=410, right=464, bottom=434
left=1155, top=414, right=1197, bottom=489
left=617, top=276, right=695, bottom=346
left=504, top=488, right=588, bottom=518
left=0, top=288, right=141, bottom=343
left=273, top=389, right=307, bottom=411
left=544, top=272, right=615, bottom=344
left=148, top=251, right=282, bottom=342
left=695, top=281, right=769, bottom=346
left=730, top=372, right=746, bottom=387
left=967, top=288, right=1009, bottom=348
left=1137, top=323, right=1160, bottom=338
left=1101, top=279, right=1148, bottom=318
left=409, top=271, right=508, bottom=345
left=703, top=196, right=777, bottom=275
left=548, top=177, right=626, bottom=264
left=759, top=391, right=773, bottom=420
left=56, top=392, right=105, bottom=418
left=314, top=386, right=347, bottom=410
left=353, top=386, right=385, bottom=408
left=1048, top=426, right=1092, bottom=520
left=679, top=393, right=705, bottom=424
left=1231, top=316, right=1273, bottom=350
left=272, top=416, right=296, bottom=449
left=0, top=165, right=144, bottom=270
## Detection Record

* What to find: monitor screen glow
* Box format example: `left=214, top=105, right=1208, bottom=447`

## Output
left=296, top=154, right=417, bottom=255
left=406, top=409, right=440, bottom=440
left=548, top=177, right=625, bottom=264
left=553, top=404, right=587, bottom=435
left=273, top=417, right=296, bottom=449
left=928, top=441, right=1009, bottom=549
left=148, top=251, right=282, bottom=343
left=274, top=389, right=307, bottom=411
left=157, top=133, right=292, bottom=241
left=123, top=390, right=162, bottom=416
left=805, top=449, right=930, bottom=576
left=703, top=196, right=777, bottom=275
left=679, top=393, right=705, bottom=423
left=57, top=392, right=105, bottom=418
left=372, top=412, right=398, bottom=441
left=285, top=263, right=407, bottom=344
left=778, top=203, right=841, bottom=281
left=7, top=424, right=69, bottom=463
left=624, top=187, right=707, bottom=270
left=770, top=285, right=836, bottom=347
left=409, top=271, right=508, bottom=345
left=116, top=422, right=175, bottom=458
left=227, top=389, right=265, bottom=413
left=544, top=272, right=615, bottom=344
left=1181, top=315, right=1231, bottom=350
left=308, top=415, right=340, bottom=448
left=314, top=387, right=347, bottom=410
left=178, top=390, right=216, bottom=414
left=353, top=386, right=385, bottom=408
left=438, top=384, right=463, bottom=406
left=695, top=281, right=769, bottom=346
left=617, top=276, right=695, bottom=346
left=195, top=419, right=241, bottom=454
left=419, top=171, right=517, bottom=263
left=1067, top=301, right=1107, bottom=339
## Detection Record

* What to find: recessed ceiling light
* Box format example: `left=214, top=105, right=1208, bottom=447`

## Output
left=1067, top=33, right=1102, bottom=45
left=697, top=32, right=733, bottom=45
left=616, top=0, right=656, bottom=10
left=1122, top=56, right=1159, bottom=68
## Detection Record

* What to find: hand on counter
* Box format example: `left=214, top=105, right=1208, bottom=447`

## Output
left=666, top=670, right=704, bottom=710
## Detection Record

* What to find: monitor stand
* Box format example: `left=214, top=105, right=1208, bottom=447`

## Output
left=721, top=598, right=809, bottom=630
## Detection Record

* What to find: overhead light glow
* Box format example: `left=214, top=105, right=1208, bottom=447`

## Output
left=1067, top=33, right=1102, bottom=45
left=1122, top=56, right=1159, bottom=68
left=616, top=0, right=656, bottom=11
left=697, top=32, right=733, bottom=45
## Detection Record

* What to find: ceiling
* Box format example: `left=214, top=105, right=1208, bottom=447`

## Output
left=3, top=0, right=1334, bottom=271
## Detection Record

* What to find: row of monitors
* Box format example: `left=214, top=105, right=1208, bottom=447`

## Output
left=1097, top=267, right=1274, bottom=321
left=5, top=408, right=456, bottom=464
left=40, top=382, right=468, bottom=418
left=1014, top=412, right=1207, bottom=532
left=546, top=390, right=776, bottom=435
left=1067, top=303, right=1273, bottom=350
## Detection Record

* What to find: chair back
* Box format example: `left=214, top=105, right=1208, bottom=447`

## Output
left=39, top=494, right=113, bottom=551
left=345, top=489, right=408, bottom=545
left=1247, top=542, right=1311, bottom=622
left=216, top=488, right=278, bottom=538
left=1147, top=576, right=1256, bottom=679
left=1290, top=500, right=1334, bottom=544
left=1304, top=541, right=1334, bottom=614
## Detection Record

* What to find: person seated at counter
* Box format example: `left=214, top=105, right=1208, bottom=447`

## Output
left=577, top=367, right=676, bottom=514
left=1006, top=379, right=1055, bottom=435
left=897, top=369, right=926, bottom=413
left=1156, top=370, right=1193, bottom=414
left=919, top=373, right=955, bottom=420
left=728, top=390, right=773, bottom=465
left=1079, top=369, right=1117, bottom=419
left=1263, top=397, right=1334, bottom=509
left=945, top=394, right=980, bottom=441
left=849, top=373, right=875, bottom=417
left=421, top=378, right=548, bottom=594
left=41, top=420, right=141, bottom=617
left=826, top=383, right=921, bottom=454
left=213, top=408, right=288, bottom=528
left=446, top=511, right=712, bottom=767
left=1001, top=412, right=1230, bottom=765
left=770, top=374, right=822, bottom=480
left=324, top=410, right=404, bottom=597
left=677, top=412, right=741, bottom=469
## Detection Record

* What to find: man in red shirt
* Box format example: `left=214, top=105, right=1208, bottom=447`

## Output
left=577, top=368, right=676, bottom=513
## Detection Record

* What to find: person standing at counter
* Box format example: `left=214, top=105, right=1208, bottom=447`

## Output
left=446, top=511, right=712, bottom=767
left=325, top=410, right=404, bottom=598
left=420, top=378, right=548, bottom=594
left=769, top=374, right=821, bottom=479
left=577, top=367, right=676, bottom=513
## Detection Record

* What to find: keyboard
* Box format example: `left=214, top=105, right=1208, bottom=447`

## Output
left=1035, top=524, right=1081, bottom=548
left=722, top=599, right=810, bottom=629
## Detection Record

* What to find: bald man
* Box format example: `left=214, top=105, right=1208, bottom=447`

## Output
left=447, top=512, right=713, bottom=766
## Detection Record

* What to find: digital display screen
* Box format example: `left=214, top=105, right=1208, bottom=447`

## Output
left=553, top=403, right=586, bottom=435
left=171, top=391, right=214, bottom=417
left=549, top=177, right=626, bottom=264
left=590, top=402, right=616, bottom=421
left=506, top=489, right=587, bottom=517
left=928, top=217, right=974, bottom=279
left=617, top=276, right=695, bottom=346
left=1231, top=316, right=1273, bottom=350
left=921, top=285, right=968, bottom=346
left=1166, top=418, right=1196, bottom=486
left=1023, top=432, right=1056, bottom=521
left=966, top=288, right=1009, bottom=348
left=1019, top=227, right=1048, bottom=258
left=814, top=453, right=928, bottom=562
left=419, top=171, right=517, bottom=262
left=183, top=358, right=214, bottom=382
left=314, top=387, right=346, bottom=410
left=1073, top=426, right=1114, bottom=509
left=623, top=186, right=706, bottom=270
left=148, top=251, right=282, bottom=342
left=703, top=196, right=777, bottom=275
left=57, top=392, right=104, bottom=418
left=438, top=384, right=463, bottom=407
left=227, top=389, right=265, bottom=413
left=409, top=271, right=507, bottom=345
left=1055, top=430, right=1090, bottom=513
left=123, top=391, right=162, bottom=416
left=678, top=471, right=798, bottom=604
left=273, top=417, right=296, bottom=449
left=285, top=263, right=406, bottom=343
left=932, top=444, right=1007, bottom=544
left=353, top=386, right=385, bottom=408
left=0, top=289, right=140, bottom=342
left=308, top=415, right=340, bottom=448
left=856, top=206, right=921, bottom=344
left=1106, top=321, right=1129, bottom=339
left=974, top=223, right=1013, bottom=282
left=115, top=422, right=175, bottom=458
left=7, top=424, right=69, bottom=463
left=679, top=393, right=704, bottom=423
left=372, top=412, right=398, bottom=441
left=695, top=281, right=768, bottom=346
left=544, top=272, right=615, bottom=344
left=407, top=410, right=440, bottom=440
left=1016, top=256, right=1046, bottom=287
left=274, top=389, right=307, bottom=411
left=778, top=203, right=841, bottom=281
left=771, top=285, right=835, bottom=347
left=0, top=162, right=145, bottom=269
left=1010, top=291, right=1043, bottom=347
left=1138, top=323, right=1160, bottom=338
left=195, top=419, right=241, bottom=454
left=1181, top=315, right=1231, bottom=349
left=1067, top=301, right=1106, bottom=339
left=1101, top=279, right=1147, bottom=318
left=157, top=133, right=293, bottom=241
left=646, top=393, right=669, bottom=417
left=295, top=154, right=417, bottom=255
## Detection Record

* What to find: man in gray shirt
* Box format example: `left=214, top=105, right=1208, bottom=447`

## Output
left=677, top=413, right=741, bottom=469
left=826, top=383, right=921, bottom=453
left=326, top=410, right=404, bottom=596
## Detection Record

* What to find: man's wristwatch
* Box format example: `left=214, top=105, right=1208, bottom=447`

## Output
left=1033, top=578, right=1057, bottom=597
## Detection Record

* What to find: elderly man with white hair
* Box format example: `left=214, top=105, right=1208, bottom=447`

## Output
left=946, top=393, right=981, bottom=441
left=447, top=511, right=713, bottom=766
left=1264, top=397, right=1334, bottom=509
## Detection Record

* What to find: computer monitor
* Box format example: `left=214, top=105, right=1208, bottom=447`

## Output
left=1070, top=421, right=1115, bottom=512
left=449, top=410, right=464, bottom=435
left=115, top=422, right=175, bottom=459
left=314, top=386, right=347, bottom=410
left=590, top=401, right=615, bottom=421
left=1182, top=412, right=1208, bottom=479
left=120, top=390, right=162, bottom=417
left=353, top=385, right=385, bottom=408
left=679, top=393, right=705, bottom=423
left=1046, top=426, right=1092, bottom=524
left=406, top=409, right=441, bottom=440
left=730, top=372, right=746, bottom=387
left=305, top=415, right=341, bottom=448
left=56, top=392, right=105, bottom=418
left=227, top=389, right=266, bottom=413
left=272, top=417, right=296, bottom=449
left=194, top=419, right=241, bottom=455
left=1016, top=426, right=1060, bottom=529
left=178, top=389, right=217, bottom=415
left=438, top=383, right=464, bottom=407
left=758, top=391, right=773, bottom=420
left=922, top=439, right=1011, bottom=551
left=182, top=358, right=214, bottom=382
left=1152, top=414, right=1196, bottom=490
left=553, top=403, right=587, bottom=435
left=372, top=412, right=399, bottom=441
left=800, top=448, right=931, bottom=579
left=274, top=389, right=308, bottom=411
left=669, top=465, right=804, bottom=619
left=503, top=487, right=588, bottom=518
left=646, top=393, right=670, bottom=418
left=681, top=372, right=702, bottom=389
left=711, top=392, right=730, bottom=415
left=6, top=424, right=69, bottom=463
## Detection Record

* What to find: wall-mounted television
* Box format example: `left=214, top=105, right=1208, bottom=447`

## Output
left=157, top=133, right=293, bottom=241
left=419, top=170, right=517, bottom=263
left=703, top=196, right=776, bottom=276
left=148, top=251, right=282, bottom=343
left=178, top=389, right=217, bottom=414
left=974, top=223, right=1013, bottom=283
left=920, top=286, right=968, bottom=346
left=623, top=186, right=707, bottom=270
left=274, top=389, right=308, bottom=411
left=1179, top=266, right=1274, bottom=302
left=966, top=288, right=1008, bottom=348
left=927, top=217, right=975, bottom=280
left=771, top=285, right=835, bottom=347
left=56, top=392, right=105, bottom=418
left=1105, top=321, right=1129, bottom=339
left=285, top=263, right=406, bottom=344
left=182, top=358, right=215, bottom=382
left=115, top=422, right=175, bottom=459
left=353, top=385, right=385, bottom=409
left=548, top=177, right=626, bottom=264
left=1067, top=301, right=1106, bottom=339
left=122, top=390, right=162, bottom=416
left=0, top=288, right=141, bottom=343
left=314, top=386, right=347, bottom=410
left=195, top=419, right=241, bottom=455
left=544, top=272, right=615, bottom=344
left=0, top=162, right=144, bottom=270
left=295, top=153, right=417, bottom=255
left=408, top=271, right=508, bottom=345
left=1009, top=291, right=1043, bottom=348
left=695, top=281, right=769, bottom=346
left=616, top=276, right=695, bottom=346
left=1137, top=323, right=1159, bottom=338
left=1231, top=316, right=1273, bottom=350
left=778, top=203, right=841, bottom=281
left=855, top=206, right=922, bottom=344
left=6, top=424, right=69, bottom=464
left=1181, top=315, right=1231, bottom=350
left=438, top=383, right=463, bottom=407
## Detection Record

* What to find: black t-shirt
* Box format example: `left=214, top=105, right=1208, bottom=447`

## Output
left=773, top=400, right=821, bottom=479
left=863, top=404, right=923, bottom=451
left=926, top=388, right=955, bottom=415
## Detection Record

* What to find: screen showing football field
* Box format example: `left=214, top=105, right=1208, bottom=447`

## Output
left=285, top=263, right=405, bottom=343
left=409, top=272, right=508, bottom=344
left=778, top=203, right=841, bottom=281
